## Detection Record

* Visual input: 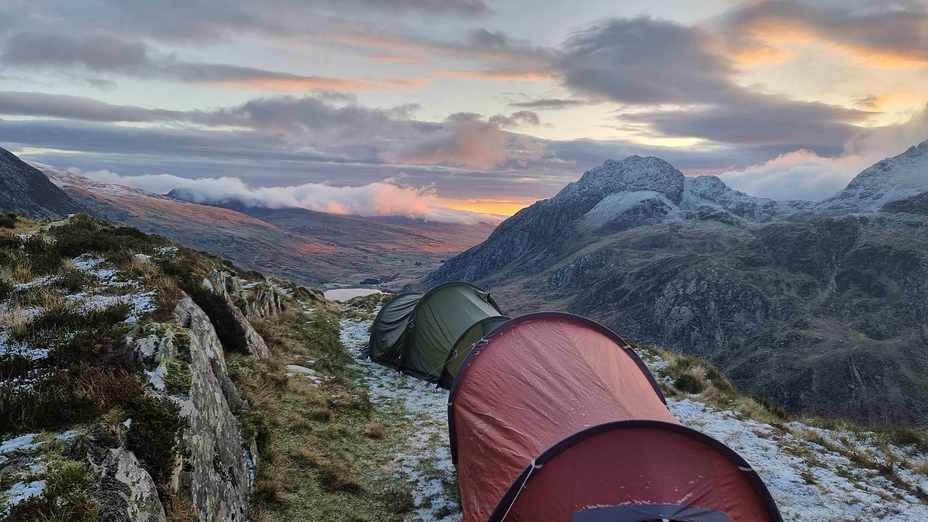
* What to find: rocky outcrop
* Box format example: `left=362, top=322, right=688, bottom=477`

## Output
left=882, top=190, right=928, bottom=215
left=172, top=296, right=255, bottom=521
left=0, top=432, right=166, bottom=521
left=92, top=448, right=167, bottom=522
left=129, top=296, right=256, bottom=521
left=0, top=146, right=83, bottom=218
left=201, top=271, right=271, bottom=359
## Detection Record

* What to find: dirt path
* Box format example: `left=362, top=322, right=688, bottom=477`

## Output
left=339, top=317, right=462, bottom=522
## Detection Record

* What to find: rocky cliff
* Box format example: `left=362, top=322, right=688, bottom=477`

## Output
left=0, top=215, right=299, bottom=519
left=427, top=141, right=928, bottom=426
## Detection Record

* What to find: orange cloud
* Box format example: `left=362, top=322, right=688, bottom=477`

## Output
left=729, top=18, right=928, bottom=70
left=439, top=69, right=552, bottom=81
left=440, top=197, right=534, bottom=216
left=213, top=75, right=428, bottom=92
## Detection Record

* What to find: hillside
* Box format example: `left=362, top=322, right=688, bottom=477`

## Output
left=0, top=148, right=82, bottom=219
left=2, top=213, right=926, bottom=520
left=426, top=143, right=928, bottom=426
left=40, top=164, right=493, bottom=287
left=0, top=214, right=442, bottom=520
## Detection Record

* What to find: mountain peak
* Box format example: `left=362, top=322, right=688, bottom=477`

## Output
left=821, top=139, right=928, bottom=212
left=568, top=156, right=685, bottom=204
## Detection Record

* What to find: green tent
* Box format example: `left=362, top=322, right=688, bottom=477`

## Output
left=368, top=282, right=503, bottom=381
left=437, top=315, right=510, bottom=389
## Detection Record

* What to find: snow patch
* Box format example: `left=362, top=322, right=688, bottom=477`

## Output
left=339, top=316, right=461, bottom=521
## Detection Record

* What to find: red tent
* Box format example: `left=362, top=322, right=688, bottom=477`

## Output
left=448, top=312, right=781, bottom=522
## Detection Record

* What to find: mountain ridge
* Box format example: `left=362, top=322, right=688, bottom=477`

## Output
left=426, top=141, right=928, bottom=426
left=0, top=147, right=83, bottom=219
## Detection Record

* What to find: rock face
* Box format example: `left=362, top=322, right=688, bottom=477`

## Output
left=128, top=293, right=258, bottom=521
left=92, top=448, right=167, bottom=522
left=0, top=146, right=82, bottom=218
left=426, top=145, right=928, bottom=426
left=172, top=297, right=255, bottom=521
left=200, top=271, right=272, bottom=359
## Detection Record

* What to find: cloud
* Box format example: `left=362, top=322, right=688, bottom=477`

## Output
left=2, top=32, right=424, bottom=93
left=555, top=17, right=874, bottom=153
left=439, top=68, right=552, bottom=81
left=397, top=116, right=508, bottom=169
left=488, top=111, right=540, bottom=128
left=508, top=98, right=591, bottom=110
left=720, top=149, right=867, bottom=201
left=559, top=17, right=732, bottom=105
left=51, top=166, right=493, bottom=224
left=720, top=106, right=928, bottom=200
left=719, top=1, right=928, bottom=68
left=0, top=91, right=187, bottom=122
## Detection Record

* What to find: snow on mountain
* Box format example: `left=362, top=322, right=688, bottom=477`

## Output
left=821, top=140, right=928, bottom=212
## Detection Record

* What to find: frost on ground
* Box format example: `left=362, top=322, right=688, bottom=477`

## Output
left=339, top=316, right=461, bottom=522
left=336, top=312, right=927, bottom=521
left=642, top=352, right=928, bottom=521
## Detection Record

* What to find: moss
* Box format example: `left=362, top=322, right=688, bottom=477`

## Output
left=5, top=458, right=99, bottom=521
left=673, top=373, right=705, bottom=394
left=50, top=215, right=167, bottom=263
left=53, top=268, right=91, bottom=293
left=125, top=394, right=186, bottom=489
left=164, top=357, right=193, bottom=396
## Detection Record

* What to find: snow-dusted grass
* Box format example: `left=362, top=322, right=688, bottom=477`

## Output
left=641, top=349, right=928, bottom=521
left=340, top=317, right=462, bottom=521
left=339, top=315, right=927, bottom=521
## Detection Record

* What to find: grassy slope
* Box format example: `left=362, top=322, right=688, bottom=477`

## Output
left=229, top=304, right=416, bottom=521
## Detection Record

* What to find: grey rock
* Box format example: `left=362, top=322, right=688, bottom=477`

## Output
left=172, top=296, right=255, bottom=521
left=201, top=271, right=271, bottom=359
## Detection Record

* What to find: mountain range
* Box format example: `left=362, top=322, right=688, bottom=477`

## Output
left=427, top=141, right=928, bottom=426
left=34, top=160, right=494, bottom=287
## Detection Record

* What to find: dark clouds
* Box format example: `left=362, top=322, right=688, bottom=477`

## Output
left=559, top=18, right=732, bottom=105
left=508, top=98, right=591, bottom=110
left=555, top=16, right=875, bottom=153
left=1, top=32, right=422, bottom=92
left=719, top=0, right=928, bottom=65
left=488, top=111, right=540, bottom=128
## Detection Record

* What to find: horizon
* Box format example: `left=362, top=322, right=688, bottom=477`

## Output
left=1, top=1, right=927, bottom=221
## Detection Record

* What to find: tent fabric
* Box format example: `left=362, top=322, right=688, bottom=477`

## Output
left=368, top=282, right=502, bottom=381
left=573, top=503, right=729, bottom=522
left=437, top=315, right=510, bottom=389
left=488, top=420, right=782, bottom=522
left=368, top=292, right=421, bottom=367
left=492, top=421, right=781, bottom=521
left=448, top=313, right=781, bottom=522
left=449, top=312, right=671, bottom=520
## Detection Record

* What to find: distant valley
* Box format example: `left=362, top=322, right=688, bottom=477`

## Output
left=39, top=162, right=494, bottom=287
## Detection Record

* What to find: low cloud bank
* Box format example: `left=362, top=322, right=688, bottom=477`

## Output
left=59, top=167, right=496, bottom=224
left=721, top=107, right=928, bottom=201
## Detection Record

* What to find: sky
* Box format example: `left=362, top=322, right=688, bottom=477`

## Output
left=0, top=0, right=926, bottom=221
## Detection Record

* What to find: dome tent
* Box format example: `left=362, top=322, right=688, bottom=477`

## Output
left=368, top=282, right=502, bottom=381
left=448, top=312, right=782, bottom=522
left=437, top=315, right=510, bottom=390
